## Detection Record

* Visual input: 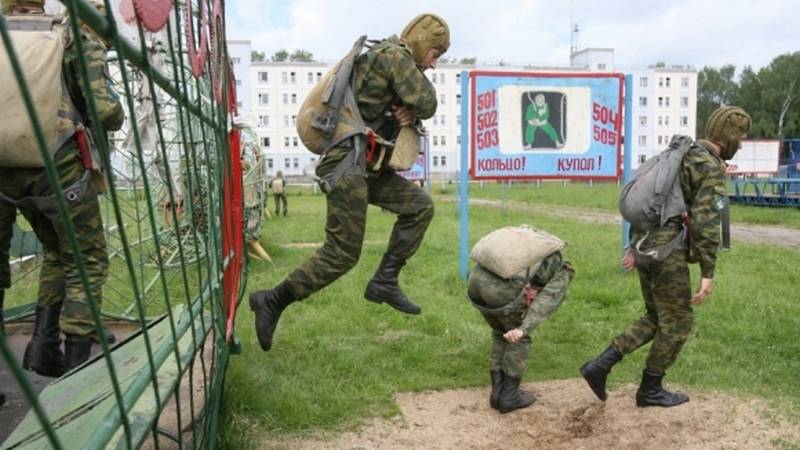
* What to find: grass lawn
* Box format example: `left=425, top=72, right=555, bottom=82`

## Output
left=221, top=185, right=800, bottom=448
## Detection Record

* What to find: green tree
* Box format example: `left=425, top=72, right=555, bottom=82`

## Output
left=696, top=64, right=738, bottom=137
left=271, top=49, right=289, bottom=62
left=251, top=50, right=265, bottom=62
left=289, top=49, right=315, bottom=62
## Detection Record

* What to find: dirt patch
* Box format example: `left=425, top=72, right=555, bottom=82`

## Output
left=267, top=379, right=800, bottom=450
left=449, top=197, right=800, bottom=249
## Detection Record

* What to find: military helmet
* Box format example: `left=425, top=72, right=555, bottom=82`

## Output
left=401, top=13, right=450, bottom=66
left=2, top=0, right=44, bottom=14
left=704, top=106, right=751, bottom=160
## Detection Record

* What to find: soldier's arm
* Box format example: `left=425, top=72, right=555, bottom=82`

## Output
left=682, top=151, right=725, bottom=278
left=79, top=33, right=125, bottom=132
left=386, top=47, right=437, bottom=119
left=518, top=253, right=571, bottom=335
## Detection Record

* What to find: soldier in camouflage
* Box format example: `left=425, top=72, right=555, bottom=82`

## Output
left=249, top=14, right=449, bottom=352
left=0, top=0, right=124, bottom=376
left=580, top=106, right=751, bottom=407
left=469, top=247, right=574, bottom=413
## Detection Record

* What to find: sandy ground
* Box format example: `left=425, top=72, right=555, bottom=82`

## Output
left=449, top=197, right=800, bottom=249
left=267, top=379, right=800, bottom=450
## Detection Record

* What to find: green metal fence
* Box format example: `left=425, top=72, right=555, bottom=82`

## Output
left=0, top=0, right=244, bottom=447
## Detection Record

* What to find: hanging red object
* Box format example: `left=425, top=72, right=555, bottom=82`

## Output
left=133, top=0, right=172, bottom=32
left=184, top=0, right=208, bottom=78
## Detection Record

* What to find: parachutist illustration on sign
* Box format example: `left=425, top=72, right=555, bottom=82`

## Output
left=522, top=91, right=565, bottom=150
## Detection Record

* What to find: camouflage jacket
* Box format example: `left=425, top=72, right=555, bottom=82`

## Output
left=468, top=251, right=570, bottom=333
left=62, top=18, right=125, bottom=136
left=632, top=140, right=725, bottom=278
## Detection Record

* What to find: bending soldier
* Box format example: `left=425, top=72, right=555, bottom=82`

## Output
left=468, top=231, right=574, bottom=413
left=249, top=14, right=448, bottom=352
left=0, top=0, right=124, bottom=376
left=580, top=106, right=751, bottom=407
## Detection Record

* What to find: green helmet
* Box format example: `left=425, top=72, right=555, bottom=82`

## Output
left=2, top=0, right=44, bottom=14
left=704, top=106, right=751, bottom=160
left=401, top=13, right=450, bottom=66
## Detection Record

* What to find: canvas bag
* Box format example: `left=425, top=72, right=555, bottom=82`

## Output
left=470, top=225, right=565, bottom=280
left=0, top=14, right=72, bottom=167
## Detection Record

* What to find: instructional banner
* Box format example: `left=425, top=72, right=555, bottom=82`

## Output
left=470, top=71, right=623, bottom=180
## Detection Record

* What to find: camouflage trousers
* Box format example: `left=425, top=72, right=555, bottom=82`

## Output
left=285, top=166, right=434, bottom=299
left=469, top=266, right=572, bottom=378
left=612, top=249, right=693, bottom=374
left=0, top=142, right=108, bottom=337
left=273, top=193, right=287, bottom=216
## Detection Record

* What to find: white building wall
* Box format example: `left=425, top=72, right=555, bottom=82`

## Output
left=227, top=40, right=252, bottom=117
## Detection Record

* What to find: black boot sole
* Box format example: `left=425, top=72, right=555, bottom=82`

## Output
left=636, top=395, right=690, bottom=408
left=364, top=293, right=421, bottom=315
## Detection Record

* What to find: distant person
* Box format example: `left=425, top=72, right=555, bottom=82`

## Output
left=0, top=0, right=124, bottom=376
left=269, top=170, right=288, bottom=217
left=468, top=227, right=574, bottom=413
left=580, top=106, right=751, bottom=407
left=249, top=13, right=448, bottom=351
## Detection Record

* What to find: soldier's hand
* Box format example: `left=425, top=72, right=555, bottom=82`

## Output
left=391, top=105, right=415, bottom=127
left=621, top=248, right=636, bottom=272
left=503, top=329, right=524, bottom=343
left=691, top=277, right=713, bottom=305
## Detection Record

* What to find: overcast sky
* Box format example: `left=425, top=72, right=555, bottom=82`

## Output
left=226, top=0, right=798, bottom=72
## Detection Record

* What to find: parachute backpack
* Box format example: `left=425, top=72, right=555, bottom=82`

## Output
left=619, top=135, right=693, bottom=263
left=297, top=35, right=369, bottom=156
left=0, top=14, right=76, bottom=167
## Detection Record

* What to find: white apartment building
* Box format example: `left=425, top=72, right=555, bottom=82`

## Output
left=228, top=42, right=697, bottom=177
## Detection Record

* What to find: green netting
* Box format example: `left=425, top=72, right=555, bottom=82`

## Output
left=0, top=0, right=248, bottom=448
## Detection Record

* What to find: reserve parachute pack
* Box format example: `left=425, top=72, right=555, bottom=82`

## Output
left=619, top=134, right=693, bottom=262
left=470, top=225, right=565, bottom=280
left=0, top=14, right=75, bottom=168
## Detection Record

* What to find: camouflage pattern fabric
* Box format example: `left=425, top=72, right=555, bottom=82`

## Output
left=280, top=34, right=437, bottom=300
left=0, top=22, right=122, bottom=337
left=0, top=202, right=14, bottom=289
left=273, top=192, right=287, bottom=216
left=468, top=252, right=574, bottom=378
left=612, top=140, right=726, bottom=373
left=0, top=145, right=108, bottom=337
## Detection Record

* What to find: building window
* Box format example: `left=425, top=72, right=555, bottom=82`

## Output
left=292, top=137, right=298, bottom=147
left=681, top=77, right=689, bottom=88
left=267, top=158, right=273, bottom=168
left=440, top=94, right=446, bottom=105
left=441, top=115, right=446, bottom=125
left=441, top=155, right=447, bottom=167
left=433, top=116, right=438, bottom=125
left=664, top=116, right=670, bottom=126
left=236, top=101, right=242, bottom=108
left=681, top=96, right=689, bottom=108
left=231, top=57, right=241, bottom=64
left=433, top=136, right=438, bottom=146
left=259, top=115, right=269, bottom=127
left=666, top=77, right=671, bottom=88
left=665, top=97, right=670, bottom=107
left=282, top=93, right=288, bottom=105
left=293, top=158, right=299, bottom=169
left=307, top=72, right=314, bottom=84
left=433, top=156, right=439, bottom=166
left=281, top=72, right=287, bottom=84
left=316, top=72, right=322, bottom=82
left=284, top=158, right=290, bottom=168
left=639, top=96, right=648, bottom=107
left=638, top=154, right=647, bottom=164
left=258, top=93, right=269, bottom=105
left=639, top=116, right=647, bottom=126
left=291, top=93, right=297, bottom=104
left=597, top=63, right=606, bottom=70
left=261, top=137, right=270, bottom=148
left=284, top=137, right=290, bottom=147
left=658, top=135, right=663, bottom=146
left=283, top=115, right=289, bottom=127
left=640, top=77, right=648, bottom=88
left=456, top=135, right=461, bottom=145
left=638, top=135, right=647, bottom=146
left=456, top=73, right=461, bottom=84
left=431, top=73, right=437, bottom=84
left=258, top=71, right=268, bottom=83
left=658, top=77, right=664, bottom=87
left=291, top=115, right=297, bottom=126
left=680, top=116, right=689, bottom=127
left=456, top=94, right=461, bottom=105
left=441, top=135, right=447, bottom=146
left=290, top=71, right=296, bottom=83
left=457, top=115, right=461, bottom=125
left=236, top=79, right=242, bottom=86
left=658, top=116, right=663, bottom=126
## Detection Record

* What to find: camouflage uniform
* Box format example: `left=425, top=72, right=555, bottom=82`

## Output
left=0, top=16, right=124, bottom=339
left=468, top=251, right=574, bottom=378
left=269, top=173, right=288, bottom=217
left=283, top=35, right=437, bottom=299
left=612, top=140, right=726, bottom=373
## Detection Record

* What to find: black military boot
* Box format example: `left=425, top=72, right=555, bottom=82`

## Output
left=635, top=369, right=689, bottom=407
left=22, top=304, right=66, bottom=377
left=579, top=345, right=623, bottom=401
left=497, top=375, right=536, bottom=413
left=489, top=369, right=504, bottom=410
left=364, top=253, right=421, bottom=315
left=249, top=281, right=297, bottom=352
left=64, top=334, right=93, bottom=370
